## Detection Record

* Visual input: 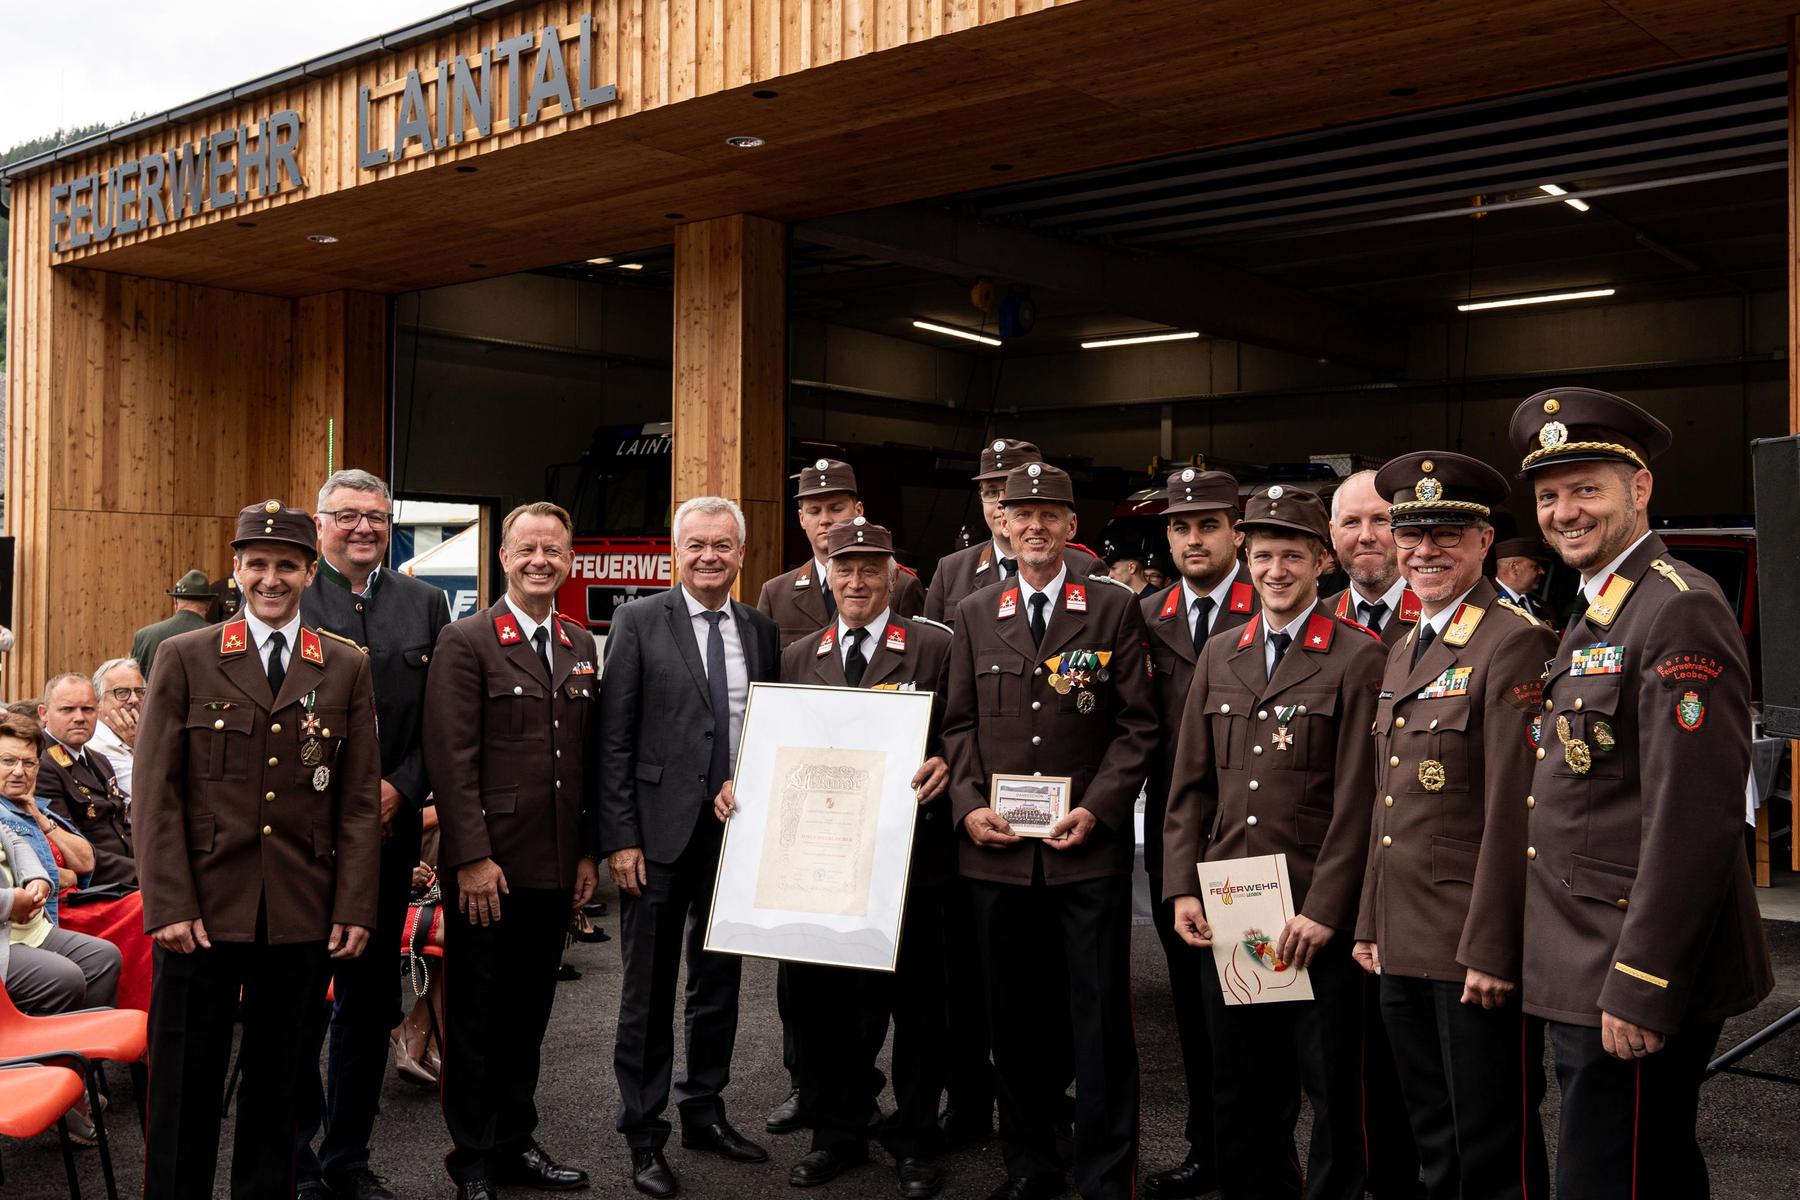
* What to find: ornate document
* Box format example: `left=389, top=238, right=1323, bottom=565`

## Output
left=1196, top=853, right=1315, bottom=1006
left=755, top=747, right=887, bottom=917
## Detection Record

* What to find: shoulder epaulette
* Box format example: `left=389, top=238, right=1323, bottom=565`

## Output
left=1092, top=574, right=1135, bottom=592
left=316, top=628, right=367, bottom=654
left=1494, top=598, right=1541, bottom=626
left=1648, top=559, right=1689, bottom=593
left=1339, top=617, right=1380, bottom=640
left=897, top=563, right=919, bottom=578
left=910, top=616, right=953, bottom=634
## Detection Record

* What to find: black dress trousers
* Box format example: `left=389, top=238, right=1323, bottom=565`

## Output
left=1148, top=882, right=1217, bottom=1161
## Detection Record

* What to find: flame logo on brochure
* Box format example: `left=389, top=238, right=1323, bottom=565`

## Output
left=1221, top=926, right=1306, bottom=1005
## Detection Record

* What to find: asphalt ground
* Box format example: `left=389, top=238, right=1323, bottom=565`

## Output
left=8, top=889, right=1800, bottom=1200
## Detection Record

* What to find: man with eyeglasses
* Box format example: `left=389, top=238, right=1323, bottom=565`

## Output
left=131, top=569, right=216, bottom=679
left=87, top=659, right=146, bottom=805
left=295, top=469, right=453, bottom=1200
left=37, top=673, right=135, bottom=888
left=1353, top=452, right=1555, bottom=1200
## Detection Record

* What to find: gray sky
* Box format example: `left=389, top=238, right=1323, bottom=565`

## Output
left=0, top=1, right=453, bottom=151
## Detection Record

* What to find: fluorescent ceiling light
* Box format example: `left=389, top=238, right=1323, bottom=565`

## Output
left=912, top=319, right=1002, bottom=347
left=1456, top=288, right=1615, bottom=313
left=1081, top=330, right=1200, bottom=350
left=617, top=262, right=644, bottom=271
left=586, top=256, right=613, bottom=266
left=1538, top=183, right=1590, bottom=213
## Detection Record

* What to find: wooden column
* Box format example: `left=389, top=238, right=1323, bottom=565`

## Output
left=290, top=291, right=389, bottom=505
left=672, top=215, right=788, bottom=598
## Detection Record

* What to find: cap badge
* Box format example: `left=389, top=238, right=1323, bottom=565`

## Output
left=1539, top=420, right=1569, bottom=450
left=992, top=439, right=1006, bottom=453
left=1543, top=397, right=1562, bottom=415
left=1026, top=463, right=1043, bottom=478
left=1414, top=477, right=1443, bottom=502
left=1180, top=468, right=1196, bottom=482
left=263, top=500, right=281, bottom=513
left=1420, top=459, right=1435, bottom=473
left=814, top=458, right=830, bottom=471
left=1267, top=485, right=1284, bottom=499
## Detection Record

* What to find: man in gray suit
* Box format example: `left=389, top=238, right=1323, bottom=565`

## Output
left=600, top=495, right=781, bottom=1198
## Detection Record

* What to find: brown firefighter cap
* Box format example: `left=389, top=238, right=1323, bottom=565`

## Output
left=231, top=500, right=319, bottom=558
left=975, top=438, right=1044, bottom=481
left=1508, top=387, right=1673, bottom=474
left=1235, top=484, right=1329, bottom=543
left=794, top=457, right=858, bottom=499
left=1002, top=462, right=1075, bottom=507
left=1374, top=451, right=1509, bottom=527
left=1493, top=536, right=1552, bottom=563
left=826, top=517, right=896, bottom=558
left=1164, top=467, right=1240, bottom=516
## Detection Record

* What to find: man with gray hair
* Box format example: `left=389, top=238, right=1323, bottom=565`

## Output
left=295, top=468, right=453, bottom=1200
left=87, top=658, right=145, bottom=803
left=601, top=495, right=780, bottom=1197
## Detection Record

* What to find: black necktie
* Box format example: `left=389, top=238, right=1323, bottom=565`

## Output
left=532, top=627, right=552, bottom=678
left=1267, top=630, right=1291, bottom=681
left=702, top=611, right=731, bottom=797
left=1029, top=593, right=1049, bottom=648
left=1359, top=600, right=1387, bottom=632
left=819, top=568, right=837, bottom=621
left=844, top=626, right=869, bottom=687
left=1412, top=621, right=1437, bottom=667
left=998, top=556, right=1017, bottom=580
left=266, top=631, right=286, bottom=696
left=1190, top=596, right=1215, bottom=652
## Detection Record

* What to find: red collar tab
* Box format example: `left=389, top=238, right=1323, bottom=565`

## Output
left=1065, top=583, right=1088, bottom=612
left=1398, top=589, right=1423, bottom=623
left=817, top=628, right=836, bottom=657
left=884, top=623, right=907, bottom=652
left=299, top=628, right=325, bottom=665
left=494, top=612, right=523, bottom=646
left=1236, top=613, right=1261, bottom=650
left=1228, top=581, right=1254, bottom=613
left=220, top=621, right=249, bottom=657
left=1303, top=612, right=1337, bottom=652
left=997, top=587, right=1019, bottom=619
left=555, top=619, right=574, bottom=648
left=1159, top=587, right=1182, bottom=620
left=1333, top=591, right=1352, bottom=619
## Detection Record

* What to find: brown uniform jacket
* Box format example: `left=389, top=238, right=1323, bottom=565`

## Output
left=782, top=613, right=956, bottom=886
left=1323, top=585, right=1422, bottom=647
left=424, top=600, right=601, bottom=891
left=1356, top=581, right=1555, bottom=983
left=942, top=573, right=1157, bottom=885
left=38, top=737, right=134, bottom=889
left=1161, top=606, right=1384, bottom=933
left=758, top=560, right=925, bottom=650
left=923, top=541, right=1102, bottom=627
left=1522, top=535, right=1772, bottom=1033
left=133, top=620, right=382, bottom=942
left=1141, top=568, right=1260, bottom=885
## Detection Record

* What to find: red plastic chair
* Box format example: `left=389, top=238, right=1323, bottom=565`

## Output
left=0, top=983, right=146, bottom=1200
left=0, top=1055, right=109, bottom=1199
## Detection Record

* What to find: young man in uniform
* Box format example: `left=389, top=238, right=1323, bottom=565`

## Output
left=942, top=462, right=1157, bottom=1200
left=1163, top=485, right=1386, bottom=1200
left=133, top=500, right=382, bottom=1200
left=1138, top=467, right=1255, bottom=1200
left=1509, top=387, right=1773, bottom=1198
left=1353, top=452, right=1554, bottom=1200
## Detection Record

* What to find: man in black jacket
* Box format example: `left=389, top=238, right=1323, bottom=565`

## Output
left=295, top=469, right=452, bottom=1200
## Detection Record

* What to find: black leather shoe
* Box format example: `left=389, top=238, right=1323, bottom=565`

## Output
left=896, top=1157, right=943, bottom=1199
left=630, top=1150, right=677, bottom=1199
left=296, top=1180, right=334, bottom=1200
left=767, top=1089, right=804, bottom=1134
left=789, top=1146, right=869, bottom=1187
left=1143, top=1157, right=1218, bottom=1199
left=496, top=1144, right=589, bottom=1191
left=682, top=1120, right=770, bottom=1162
left=936, top=1107, right=991, bottom=1149
left=455, top=1179, right=497, bottom=1200
left=581, top=899, right=609, bottom=918
left=986, top=1176, right=1061, bottom=1200
left=326, top=1168, right=395, bottom=1200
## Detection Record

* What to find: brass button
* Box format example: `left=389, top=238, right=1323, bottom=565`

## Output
left=1526, top=846, right=1537, bottom=860
left=1381, top=835, right=1392, bottom=847
left=262, top=824, right=272, bottom=835
left=1573, top=697, right=1584, bottom=712
left=355, top=602, right=365, bottom=612
left=1544, top=699, right=1554, bottom=711
left=270, top=723, right=281, bottom=734
left=213, top=719, right=224, bottom=730
left=1394, top=716, right=1406, bottom=729
left=1526, top=795, right=1536, bottom=809
left=1389, top=755, right=1400, bottom=767
left=265, top=792, right=276, bottom=802
left=1384, top=795, right=1393, bottom=807
left=1615, top=898, right=1628, bottom=911
left=268, top=756, right=279, bottom=767
left=422, top=653, right=429, bottom=663
left=322, top=729, right=330, bottom=738
left=1535, top=747, right=1546, bottom=760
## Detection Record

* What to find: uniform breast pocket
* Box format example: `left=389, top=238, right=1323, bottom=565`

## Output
left=1569, top=852, right=1635, bottom=912
left=184, top=702, right=252, bottom=781
left=1206, top=689, right=1253, bottom=769
left=402, top=643, right=433, bottom=670
left=1270, top=690, right=1337, bottom=771
left=1550, top=680, right=1625, bottom=780
left=486, top=681, right=546, bottom=739
left=975, top=650, right=1025, bottom=717
left=1403, top=701, right=1471, bottom=793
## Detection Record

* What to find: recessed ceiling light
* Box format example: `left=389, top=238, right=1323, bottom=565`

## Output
left=307, top=234, right=339, bottom=244
left=725, top=135, right=765, bottom=148
left=1456, top=288, right=1615, bottom=313
left=586, top=256, right=614, bottom=266
left=912, top=319, right=1001, bottom=347
left=1538, top=183, right=1590, bottom=213
left=617, top=262, right=644, bottom=271
left=1081, top=330, right=1200, bottom=350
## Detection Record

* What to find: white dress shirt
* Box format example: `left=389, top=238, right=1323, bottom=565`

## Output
left=1580, top=532, right=1653, bottom=602
left=1346, top=575, right=1408, bottom=633
left=243, top=609, right=304, bottom=675
left=838, top=607, right=892, bottom=667
left=1262, top=601, right=1316, bottom=678
left=504, top=593, right=558, bottom=668
left=1016, top=564, right=1069, bottom=628
left=681, top=586, right=750, bottom=759
left=1183, top=561, right=1242, bottom=642
left=87, top=721, right=134, bottom=802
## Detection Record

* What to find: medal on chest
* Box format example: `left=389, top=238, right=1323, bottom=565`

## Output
left=1271, top=704, right=1298, bottom=750
left=300, top=690, right=328, bottom=778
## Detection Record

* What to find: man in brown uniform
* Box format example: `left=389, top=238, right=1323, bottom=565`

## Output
left=1139, top=467, right=1255, bottom=1200
left=133, top=500, right=382, bottom=1200
left=1163, top=486, right=1385, bottom=1200
left=756, top=458, right=925, bottom=650
left=943, top=462, right=1157, bottom=1200
left=37, top=674, right=134, bottom=888
left=1353, top=452, right=1554, bottom=1200
left=1508, top=387, right=1773, bottom=1199
left=739, top=518, right=954, bottom=1198
left=425, top=501, right=602, bottom=1200
left=1325, top=469, right=1422, bottom=645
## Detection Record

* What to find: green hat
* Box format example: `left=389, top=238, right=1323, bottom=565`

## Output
left=167, top=569, right=217, bottom=598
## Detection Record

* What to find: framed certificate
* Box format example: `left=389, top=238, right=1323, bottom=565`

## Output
left=704, top=682, right=934, bottom=972
left=990, top=773, right=1071, bottom=837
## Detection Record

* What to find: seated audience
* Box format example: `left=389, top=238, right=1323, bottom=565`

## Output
left=86, top=658, right=145, bottom=804
left=36, top=673, right=134, bottom=887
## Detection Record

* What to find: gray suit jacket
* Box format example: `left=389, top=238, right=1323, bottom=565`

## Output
left=598, top=586, right=780, bottom=863
left=0, top=822, right=50, bottom=986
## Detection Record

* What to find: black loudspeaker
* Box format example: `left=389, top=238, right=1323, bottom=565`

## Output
left=0, top=536, right=13, bottom=629
left=1752, top=435, right=1800, bottom=737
